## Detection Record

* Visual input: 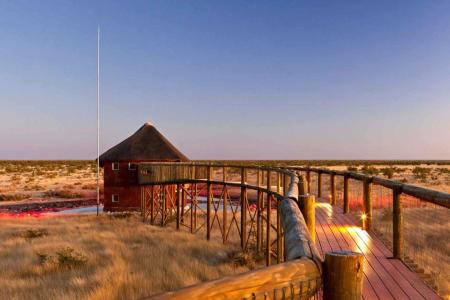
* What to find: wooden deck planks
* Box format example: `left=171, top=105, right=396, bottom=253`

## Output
left=314, top=200, right=440, bottom=300
left=315, top=206, right=394, bottom=300
left=333, top=206, right=440, bottom=300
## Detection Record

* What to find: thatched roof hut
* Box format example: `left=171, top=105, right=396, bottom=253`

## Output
left=99, top=122, right=189, bottom=166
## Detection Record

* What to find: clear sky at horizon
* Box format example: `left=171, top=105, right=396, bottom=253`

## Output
left=1, top=1, right=449, bottom=160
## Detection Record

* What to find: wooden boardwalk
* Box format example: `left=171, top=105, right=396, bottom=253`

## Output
left=314, top=200, right=440, bottom=300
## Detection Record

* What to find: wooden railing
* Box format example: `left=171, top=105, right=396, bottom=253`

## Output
left=292, top=167, right=449, bottom=295
left=137, top=163, right=365, bottom=299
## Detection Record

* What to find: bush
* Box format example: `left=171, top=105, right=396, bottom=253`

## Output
left=56, top=247, right=88, bottom=268
left=21, top=229, right=49, bottom=239
left=0, top=193, right=29, bottom=201
left=43, top=190, right=82, bottom=198
left=36, top=252, right=50, bottom=264
left=360, top=165, right=379, bottom=175
left=347, top=166, right=358, bottom=172
left=412, top=167, right=430, bottom=180
left=380, top=167, right=394, bottom=179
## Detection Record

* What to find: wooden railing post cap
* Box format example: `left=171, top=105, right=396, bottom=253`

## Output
left=324, top=251, right=364, bottom=300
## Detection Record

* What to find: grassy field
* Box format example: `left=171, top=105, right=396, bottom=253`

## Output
left=0, top=160, right=448, bottom=298
left=0, top=214, right=249, bottom=300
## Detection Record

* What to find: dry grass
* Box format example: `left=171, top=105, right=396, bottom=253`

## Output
left=0, top=214, right=249, bottom=300
left=373, top=207, right=450, bottom=298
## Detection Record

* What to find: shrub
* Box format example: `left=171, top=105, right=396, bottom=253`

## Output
left=347, top=166, right=358, bottom=172
left=412, top=167, right=430, bottom=180
left=43, top=190, right=82, bottom=198
left=0, top=193, right=29, bottom=201
left=380, top=167, right=395, bottom=179
left=360, top=165, right=379, bottom=175
left=56, top=247, right=88, bottom=268
left=21, top=229, right=49, bottom=239
left=36, top=252, right=50, bottom=265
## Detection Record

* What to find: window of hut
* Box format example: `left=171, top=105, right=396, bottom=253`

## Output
left=112, top=194, right=119, bottom=202
left=112, top=162, right=119, bottom=170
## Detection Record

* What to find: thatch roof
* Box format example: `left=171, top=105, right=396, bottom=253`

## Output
left=98, top=122, right=189, bottom=165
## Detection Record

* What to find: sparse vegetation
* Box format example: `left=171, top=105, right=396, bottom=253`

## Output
left=0, top=193, right=29, bottom=201
left=43, top=190, right=83, bottom=199
left=380, top=167, right=395, bottom=179
left=0, top=215, right=248, bottom=300
left=20, top=228, right=49, bottom=239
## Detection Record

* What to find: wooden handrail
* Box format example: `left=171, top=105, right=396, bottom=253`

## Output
left=148, top=258, right=320, bottom=300
left=291, top=167, right=450, bottom=208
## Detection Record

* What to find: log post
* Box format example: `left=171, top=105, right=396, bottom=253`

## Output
left=256, top=170, right=262, bottom=254
left=343, top=175, right=350, bottom=214
left=266, top=193, right=272, bottom=266
left=298, top=174, right=308, bottom=196
left=240, top=167, right=247, bottom=249
left=223, top=185, right=228, bottom=243
left=266, top=171, right=272, bottom=266
left=363, top=178, right=372, bottom=230
left=176, top=184, right=181, bottom=230
left=317, top=171, right=322, bottom=198
left=306, top=169, right=311, bottom=193
left=206, top=166, right=212, bottom=240
left=298, top=195, right=315, bottom=243
left=181, top=184, right=186, bottom=225
left=277, top=205, right=282, bottom=263
left=324, top=251, right=364, bottom=300
left=393, top=184, right=404, bottom=259
left=330, top=172, right=336, bottom=205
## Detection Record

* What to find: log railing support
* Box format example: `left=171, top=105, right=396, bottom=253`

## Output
left=324, top=251, right=364, bottom=300
left=330, top=172, right=336, bottom=205
left=256, top=170, right=262, bottom=254
left=240, top=167, right=247, bottom=249
left=298, top=195, right=316, bottom=243
left=206, top=166, right=212, bottom=240
left=266, top=171, right=272, bottom=266
left=181, top=184, right=186, bottom=225
left=393, top=184, right=404, bottom=259
left=298, top=174, right=308, bottom=196
left=223, top=184, right=228, bottom=243
left=277, top=206, right=283, bottom=263
left=343, top=175, right=349, bottom=214
left=363, top=178, right=372, bottom=230
left=306, top=169, right=311, bottom=193
left=176, top=184, right=181, bottom=230
left=266, top=194, right=272, bottom=266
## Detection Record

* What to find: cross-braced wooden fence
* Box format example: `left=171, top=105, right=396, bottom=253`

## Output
left=137, top=163, right=366, bottom=299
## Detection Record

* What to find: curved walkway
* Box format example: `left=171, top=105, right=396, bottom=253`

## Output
left=315, top=199, right=440, bottom=300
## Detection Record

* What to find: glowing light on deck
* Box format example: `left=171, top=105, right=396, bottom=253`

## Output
left=315, top=202, right=333, bottom=217
left=347, top=226, right=371, bottom=254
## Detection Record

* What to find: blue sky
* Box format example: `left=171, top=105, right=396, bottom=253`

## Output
left=1, top=1, right=449, bottom=159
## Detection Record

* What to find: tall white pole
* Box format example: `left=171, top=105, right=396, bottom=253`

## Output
left=97, top=26, right=100, bottom=216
